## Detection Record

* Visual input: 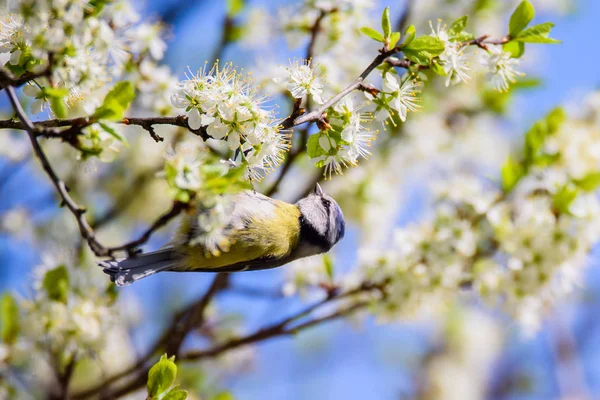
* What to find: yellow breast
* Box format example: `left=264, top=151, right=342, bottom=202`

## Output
left=176, top=196, right=301, bottom=271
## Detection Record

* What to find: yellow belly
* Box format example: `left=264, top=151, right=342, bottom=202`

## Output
left=175, top=197, right=301, bottom=271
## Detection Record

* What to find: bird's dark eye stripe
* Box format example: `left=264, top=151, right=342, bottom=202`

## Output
left=322, top=198, right=331, bottom=211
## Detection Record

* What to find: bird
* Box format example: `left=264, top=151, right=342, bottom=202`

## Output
left=99, top=183, right=345, bottom=286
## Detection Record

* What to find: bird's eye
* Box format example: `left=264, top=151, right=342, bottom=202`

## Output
left=322, top=198, right=331, bottom=212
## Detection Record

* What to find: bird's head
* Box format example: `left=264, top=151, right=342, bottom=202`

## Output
left=296, top=183, right=345, bottom=252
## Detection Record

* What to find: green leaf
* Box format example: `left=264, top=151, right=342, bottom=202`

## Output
left=225, top=24, right=245, bottom=42
left=307, top=134, right=327, bottom=158
left=360, top=26, right=384, bottom=43
left=213, top=392, right=235, bottom=400
left=99, top=122, right=128, bottom=144
left=501, top=156, right=524, bottom=191
left=163, top=387, right=188, bottom=400
left=545, top=107, right=566, bottom=134
left=453, top=31, right=475, bottom=41
left=574, top=172, right=600, bottom=192
left=430, top=60, right=447, bottom=76
left=41, top=87, right=69, bottom=119
left=42, top=265, right=69, bottom=303
left=381, top=7, right=392, bottom=39
left=503, top=40, right=525, bottom=58
left=512, top=77, right=542, bottom=89
left=389, top=31, right=401, bottom=48
left=403, top=25, right=416, bottom=47
left=226, top=0, right=245, bottom=17
left=323, top=254, right=334, bottom=282
left=515, top=22, right=560, bottom=43
left=553, top=185, right=578, bottom=214
left=147, top=354, right=178, bottom=398
left=403, top=36, right=445, bottom=65
left=92, top=81, right=135, bottom=121
left=509, top=0, right=535, bottom=37
left=0, top=293, right=19, bottom=345
left=449, top=16, right=468, bottom=36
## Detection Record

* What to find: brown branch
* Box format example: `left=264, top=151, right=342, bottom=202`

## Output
left=293, top=46, right=400, bottom=127
left=5, top=86, right=108, bottom=255
left=4, top=88, right=186, bottom=258
left=0, top=115, right=210, bottom=141
left=181, top=281, right=385, bottom=361
left=0, top=65, right=52, bottom=89
left=72, top=274, right=229, bottom=400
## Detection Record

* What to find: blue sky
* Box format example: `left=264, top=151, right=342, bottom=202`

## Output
left=1, top=0, right=600, bottom=398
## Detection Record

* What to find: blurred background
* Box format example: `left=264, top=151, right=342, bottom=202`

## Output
left=2, top=0, right=600, bottom=399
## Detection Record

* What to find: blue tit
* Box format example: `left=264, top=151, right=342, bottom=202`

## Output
left=99, top=184, right=345, bottom=286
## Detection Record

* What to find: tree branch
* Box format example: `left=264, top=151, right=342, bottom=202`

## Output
left=72, top=274, right=229, bottom=399
left=3, top=87, right=186, bottom=258
left=0, top=66, right=52, bottom=89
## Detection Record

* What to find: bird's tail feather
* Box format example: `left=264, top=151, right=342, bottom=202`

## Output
left=98, top=247, right=179, bottom=287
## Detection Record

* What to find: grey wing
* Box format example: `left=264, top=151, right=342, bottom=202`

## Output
left=180, top=191, right=279, bottom=241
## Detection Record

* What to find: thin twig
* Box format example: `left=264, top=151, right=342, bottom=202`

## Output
left=72, top=274, right=229, bottom=400
left=4, top=88, right=186, bottom=258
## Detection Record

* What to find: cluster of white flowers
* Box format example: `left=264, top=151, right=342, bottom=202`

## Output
left=309, top=96, right=377, bottom=178
left=0, top=0, right=177, bottom=119
left=429, top=19, right=524, bottom=92
left=478, top=174, right=600, bottom=334
left=15, top=260, right=118, bottom=362
left=170, top=64, right=291, bottom=181
left=354, top=176, right=497, bottom=320
left=344, top=93, right=600, bottom=333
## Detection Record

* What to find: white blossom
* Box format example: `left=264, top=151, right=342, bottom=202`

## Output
left=383, top=73, right=422, bottom=122
left=479, top=45, right=525, bottom=92
left=274, top=59, right=325, bottom=104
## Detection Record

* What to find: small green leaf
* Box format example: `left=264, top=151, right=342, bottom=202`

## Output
left=92, top=81, right=136, bottom=121
left=545, top=107, right=566, bottom=134
left=163, top=387, right=188, bottom=400
left=381, top=7, right=392, bottom=39
left=147, top=354, right=178, bottom=398
left=307, top=134, right=327, bottom=159
left=99, top=122, right=127, bottom=144
left=213, top=392, right=235, bottom=400
left=360, top=26, right=384, bottom=43
left=225, top=24, right=245, bottom=42
left=509, top=0, right=535, bottom=37
left=453, top=31, right=475, bottom=41
left=553, top=185, right=578, bottom=214
left=42, top=265, right=69, bottom=303
left=501, top=156, right=524, bottom=191
left=1, top=293, right=19, bottom=345
left=449, top=16, right=468, bottom=36
left=41, top=87, right=69, bottom=119
left=574, top=172, right=600, bottom=192
left=226, top=0, right=245, bottom=17
left=430, top=60, right=447, bottom=76
left=402, top=25, right=416, bottom=47
left=389, top=32, right=401, bottom=48
left=515, top=22, right=560, bottom=43
left=503, top=40, right=525, bottom=58
left=323, top=254, right=334, bottom=282
left=403, top=36, right=445, bottom=65
left=512, top=77, right=542, bottom=89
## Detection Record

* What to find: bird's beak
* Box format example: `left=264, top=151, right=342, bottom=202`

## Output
left=313, top=183, right=324, bottom=197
